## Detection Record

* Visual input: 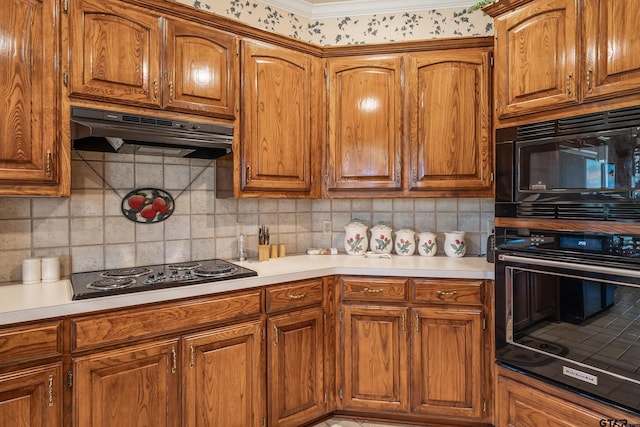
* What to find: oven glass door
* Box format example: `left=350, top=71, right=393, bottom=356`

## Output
left=498, top=253, right=640, bottom=411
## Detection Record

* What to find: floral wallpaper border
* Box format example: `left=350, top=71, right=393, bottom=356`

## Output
left=183, top=0, right=493, bottom=45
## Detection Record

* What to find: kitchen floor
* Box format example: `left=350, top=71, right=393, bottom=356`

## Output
left=312, top=419, right=417, bottom=427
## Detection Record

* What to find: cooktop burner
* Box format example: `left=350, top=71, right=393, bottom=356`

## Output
left=101, top=267, right=152, bottom=278
left=71, top=259, right=257, bottom=300
left=87, top=278, right=135, bottom=290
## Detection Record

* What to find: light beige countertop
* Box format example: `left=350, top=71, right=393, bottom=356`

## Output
left=0, top=254, right=494, bottom=326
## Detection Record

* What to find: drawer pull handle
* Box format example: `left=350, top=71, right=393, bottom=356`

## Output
left=287, top=292, right=307, bottom=300
left=364, top=287, right=384, bottom=294
left=171, top=347, right=177, bottom=374
left=436, top=290, right=458, bottom=298
left=566, top=72, right=573, bottom=97
left=189, top=344, right=195, bottom=368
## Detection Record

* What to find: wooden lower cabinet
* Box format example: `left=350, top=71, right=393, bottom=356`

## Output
left=72, top=339, right=180, bottom=427
left=496, top=367, right=640, bottom=427
left=267, top=307, right=325, bottom=427
left=182, top=320, right=264, bottom=427
left=338, top=276, right=489, bottom=424
left=411, top=308, right=483, bottom=418
left=0, top=363, right=63, bottom=427
left=341, top=305, right=410, bottom=412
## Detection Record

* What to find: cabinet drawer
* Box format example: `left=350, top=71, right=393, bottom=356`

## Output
left=0, top=321, right=62, bottom=366
left=413, top=279, right=483, bottom=305
left=72, top=290, right=262, bottom=352
left=341, top=277, right=408, bottom=302
left=266, top=279, right=324, bottom=313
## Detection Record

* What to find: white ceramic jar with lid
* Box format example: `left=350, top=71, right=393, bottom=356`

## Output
left=369, top=223, right=393, bottom=254
left=344, top=219, right=369, bottom=255
left=394, top=229, right=415, bottom=256
left=444, top=231, right=466, bottom=257
left=417, top=231, right=437, bottom=256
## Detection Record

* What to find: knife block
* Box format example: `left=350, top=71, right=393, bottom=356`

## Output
left=258, top=245, right=270, bottom=261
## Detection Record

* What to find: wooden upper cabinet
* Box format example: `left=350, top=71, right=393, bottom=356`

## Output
left=69, top=0, right=237, bottom=118
left=0, top=0, right=67, bottom=196
left=240, top=40, right=318, bottom=196
left=326, top=55, right=403, bottom=192
left=69, top=0, right=163, bottom=107
left=406, top=50, right=491, bottom=194
left=494, top=0, right=579, bottom=119
left=164, top=18, right=237, bottom=118
left=492, top=0, right=640, bottom=121
left=582, top=0, right=640, bottom=101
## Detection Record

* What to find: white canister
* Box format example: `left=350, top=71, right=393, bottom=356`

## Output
left=394, top=229, right=415, bottom=256
left=417, top=231, right=437, bottom=257
left=344, top=220, right=369, bottom=255
left=370, top=224, right=393, bottom=254
left=22, top=258, right=41, bottom=284
left=444, top=231, right=467, bottom=257
left=41, top=256, right=61, bottom=282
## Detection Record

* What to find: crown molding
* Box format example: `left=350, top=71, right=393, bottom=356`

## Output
left=260, top=0, right=476, bottom=19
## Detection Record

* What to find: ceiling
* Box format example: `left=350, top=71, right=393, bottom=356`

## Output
left=260, top=0, right=478, bottom=19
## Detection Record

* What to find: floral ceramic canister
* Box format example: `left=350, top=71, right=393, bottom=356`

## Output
left=344, top=220, right=369, bottom=255
left=370, top=223, right=393, bottom=254
left=444, top=231, right=466, bottom=257
left=417, top=231, right=437, bottom=257
left=394, top=229, right=416, bottom=256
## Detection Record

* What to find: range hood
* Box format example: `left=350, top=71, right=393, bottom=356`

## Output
left=71, top=106, right=233, bottom=159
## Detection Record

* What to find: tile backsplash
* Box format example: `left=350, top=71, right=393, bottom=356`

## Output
left=0, top=151, right=494, bottom=283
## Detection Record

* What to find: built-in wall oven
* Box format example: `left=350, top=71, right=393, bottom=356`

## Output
left=495, top=227, right=640, bottom=414
left=494, top=104, right=640, bottom=414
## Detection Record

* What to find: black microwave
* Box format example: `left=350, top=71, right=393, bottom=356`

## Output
left=495, top=105, right=640, bottom=221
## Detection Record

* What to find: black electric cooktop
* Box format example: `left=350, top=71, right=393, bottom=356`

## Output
left=70, top=259, right=257, bottom=300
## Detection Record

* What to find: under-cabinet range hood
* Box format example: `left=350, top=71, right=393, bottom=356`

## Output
left=71, top=106, right=233, bottom=159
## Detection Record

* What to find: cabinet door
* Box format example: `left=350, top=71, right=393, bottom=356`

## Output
left=406, top=50, right=491, bottom=194
left=69, top=0, right=162, bottom=107
left=0, top=363, right=62, bottom=427
left=73, top=339, right=180, bottom=427
left=496, top=375, right=617, bottom=427
left=0, top=0, right=62, bottom=194
left=327, top=56, right=403, bottom=192
left=582, top=0, right=640, bottom=101
left=182, top=321, right=264, bottom=427
left=268, top=307, right=325, bottom=427
left=341, top=305, right=409, bottom=412
left=241, top=41, right=317, bottom=196
left=411, top=308, right=483, bottom=419
left=494, top=0, right=579, bottom=118
left=165, top=19, right=237, bottom=118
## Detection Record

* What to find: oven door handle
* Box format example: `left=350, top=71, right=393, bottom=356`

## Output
left=498, top=254, right=640, bottom=278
